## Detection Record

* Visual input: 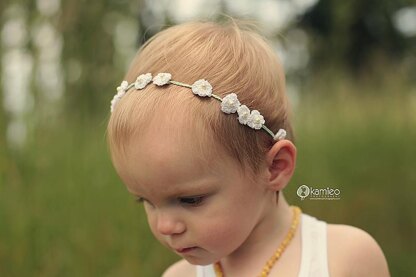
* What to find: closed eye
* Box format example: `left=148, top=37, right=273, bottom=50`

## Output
left=134, top=195, right=207, bottom=207
left=179, top=196, right=205, bottom=207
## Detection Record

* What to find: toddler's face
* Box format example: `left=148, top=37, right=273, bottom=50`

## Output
left=115, top=129, right=269, bottom=265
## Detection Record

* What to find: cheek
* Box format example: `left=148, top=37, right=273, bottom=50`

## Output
left=143, top=209, right=166, bottom=245
left=146, top=213, right=157, bottom=234
left=195, top=206, right=256, bottom=252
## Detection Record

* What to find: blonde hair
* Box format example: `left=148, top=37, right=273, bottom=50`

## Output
left=107, top=19, right=294, bottom=181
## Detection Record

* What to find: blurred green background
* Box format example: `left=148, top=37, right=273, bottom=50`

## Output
left=1, top=0, right=415, bottom=276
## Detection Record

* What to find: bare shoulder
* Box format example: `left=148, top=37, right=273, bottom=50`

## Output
left=327, top=223, right=391, bottom=277
left=162, top=259, right=196, bottom=277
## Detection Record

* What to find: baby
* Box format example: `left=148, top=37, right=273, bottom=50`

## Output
left=107, top=20, right=390, bottom=277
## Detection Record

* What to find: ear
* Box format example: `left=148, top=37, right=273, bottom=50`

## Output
left=264, top=140, right=297, bottom=192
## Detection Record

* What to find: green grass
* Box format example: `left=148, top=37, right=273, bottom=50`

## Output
left=1, top=78, right=415, bottom=276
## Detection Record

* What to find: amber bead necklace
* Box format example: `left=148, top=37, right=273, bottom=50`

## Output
left=214, top=206, right=302, bottom=277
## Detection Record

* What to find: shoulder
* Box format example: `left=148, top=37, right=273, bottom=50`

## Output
left=326, top=223, right=390, bottom=277
left=162, top=259, right=196, bottom=277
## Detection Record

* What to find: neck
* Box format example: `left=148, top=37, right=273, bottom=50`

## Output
left=219, top=192, right=294, bottom=275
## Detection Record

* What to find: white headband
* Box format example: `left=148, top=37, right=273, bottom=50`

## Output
left=111, top=73, right=287, bottom=141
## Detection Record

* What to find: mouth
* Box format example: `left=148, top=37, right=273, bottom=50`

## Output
left=175, top=247, right=197, bottom=253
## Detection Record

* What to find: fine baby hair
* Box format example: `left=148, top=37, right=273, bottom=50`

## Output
left=107, top=19, right=294, bottom=183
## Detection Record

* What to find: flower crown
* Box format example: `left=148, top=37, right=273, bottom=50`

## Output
left=110, top=73, right=287, bottom=141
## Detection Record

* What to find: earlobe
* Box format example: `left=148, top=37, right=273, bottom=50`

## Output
left=266, top=140, right=297, bottom=191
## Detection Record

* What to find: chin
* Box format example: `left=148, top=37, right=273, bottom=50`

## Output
left=183, top=256, right=216, bottom=266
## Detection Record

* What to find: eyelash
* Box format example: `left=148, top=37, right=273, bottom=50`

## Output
left=135, top=196, right=206, bottom=207
left=179, top=196, right=205, bottom=207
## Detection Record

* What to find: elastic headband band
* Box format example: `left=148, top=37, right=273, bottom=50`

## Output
left=110, top=73, right=287, bottom=141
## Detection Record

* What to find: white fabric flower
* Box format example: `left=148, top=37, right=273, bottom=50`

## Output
left=110, top=91, right=125, bottom=113
left=117, top=80, right=129, bottom=93
left=153, top=73, right=171, bottom=86
left=111, top=81, right=129, bottom=113
left=237, top=105, right=251, bottom=125
left=221, top=93, right=241, bottom=114
left=247, top=110, right=265, bottom=130
left=191, top=79, right=212, bottom=97
left=134, top=73, right=152, bottom=89
left=110, top=97, right=118, bottom=113
left=274, top=129, right=287, bottom=141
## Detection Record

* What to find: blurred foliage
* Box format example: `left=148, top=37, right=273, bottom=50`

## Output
left=1, top=0, right=415, bottom=276
left=299, top=0, right=416, bottom=72
left=58, top=0, right=125, bottom=119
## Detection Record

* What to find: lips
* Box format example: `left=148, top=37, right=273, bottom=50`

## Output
left=175, top=247, right=197, bottom=253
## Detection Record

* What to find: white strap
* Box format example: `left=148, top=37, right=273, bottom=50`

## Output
left=298, top=213, right=330, bottom=277
left=195, top=264, right=216, bottom=277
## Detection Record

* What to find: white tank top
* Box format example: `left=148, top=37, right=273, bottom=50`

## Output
left=195, top=213, right=330, bottom=277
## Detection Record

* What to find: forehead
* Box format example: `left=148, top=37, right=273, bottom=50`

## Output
left=117, top=116, right=232, bottom=197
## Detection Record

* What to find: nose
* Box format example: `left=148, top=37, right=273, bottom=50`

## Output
left=156, top=211, right=186, bottom=236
